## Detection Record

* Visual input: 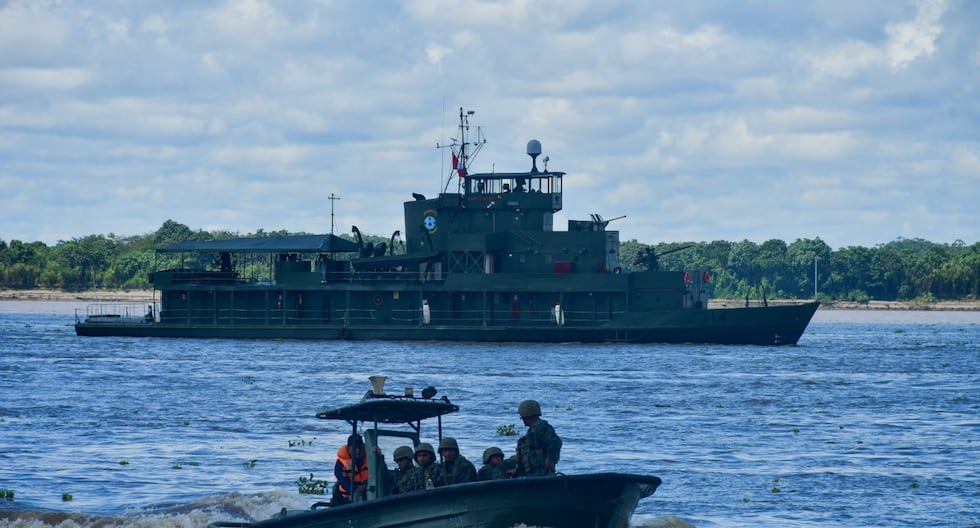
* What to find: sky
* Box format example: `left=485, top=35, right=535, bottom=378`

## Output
left=1, top=0, right=977, bottom=250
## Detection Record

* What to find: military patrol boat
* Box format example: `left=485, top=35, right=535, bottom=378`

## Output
left=75, top=109, right=818, bottom=344
left=208, top=376, right=662, bottom=528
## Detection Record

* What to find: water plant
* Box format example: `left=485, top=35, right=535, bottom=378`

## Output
left=62, top=492, right=73, bottom=501
left=496, top=424, right=518, bottom=436
left=296, top=473, right=330, bottom=495
left=2, top=489, right=14, bottom=500
left=172, top=464, right=182, bottom=469
left=119, top=460, right=129, bottom=465
left=288, top=437, right=316, bottom=448
left=243, top=459, right=257, bottom=469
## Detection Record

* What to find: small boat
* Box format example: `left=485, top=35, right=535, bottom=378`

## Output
left=209, top=377, right=661, bottom=528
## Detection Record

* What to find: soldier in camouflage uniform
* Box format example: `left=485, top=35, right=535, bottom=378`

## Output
left=517, top=399, right=562, bottom=476
left=437, top=437, right=477, bottom=485
left=477, top=446, right=508, bottom=480
left=405, top=442, right=443, bottom=490
left=386, top=445, right=416, bottom=495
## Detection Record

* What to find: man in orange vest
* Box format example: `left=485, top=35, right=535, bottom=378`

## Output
left=332, top=434, right=369, bottom=505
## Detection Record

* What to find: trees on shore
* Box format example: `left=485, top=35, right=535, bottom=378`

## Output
left=1, top=220, right=977, bottom=302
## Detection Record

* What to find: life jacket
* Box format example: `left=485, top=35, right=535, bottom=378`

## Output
left=335, top=445, right=369, bottom=499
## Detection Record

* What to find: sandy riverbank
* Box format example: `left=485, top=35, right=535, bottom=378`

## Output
left=3, top=288, right=979, bottom=310
left=0, top=288, right=155, bottom=302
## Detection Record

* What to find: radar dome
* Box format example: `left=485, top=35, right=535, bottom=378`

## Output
left=526, top=140, right=542, bottom=156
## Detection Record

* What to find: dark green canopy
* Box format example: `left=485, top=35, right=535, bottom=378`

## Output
left=160, top=234, right=359, bottom=253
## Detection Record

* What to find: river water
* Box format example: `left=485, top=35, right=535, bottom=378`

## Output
left=0, top=302, right=977, bottom=527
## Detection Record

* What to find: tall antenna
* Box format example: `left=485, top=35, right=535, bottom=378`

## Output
left=436, top=107, right=486, bottom=192
left=329, top=193, right=340, bottom=234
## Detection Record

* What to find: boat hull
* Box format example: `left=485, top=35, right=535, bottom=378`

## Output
left=76, top=302, right=818, bottom=345
left=218, top=473, right=661, bottom=528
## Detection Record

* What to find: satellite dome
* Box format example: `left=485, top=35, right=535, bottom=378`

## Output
left=526, top=140, right=542, bottom=156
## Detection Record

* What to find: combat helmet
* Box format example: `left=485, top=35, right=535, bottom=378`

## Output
left=438, top=437, right=460, bottom=452
left=483, top=446, right=504, bottom=464
left=393, top=445, right=414, bottom=461
left=415, top=442, right=436, bottom=457
left=518, top=399, right=542, bottom=418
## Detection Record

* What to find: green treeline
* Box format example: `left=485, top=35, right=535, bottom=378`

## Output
left=1, top=220, right=978, bottom=302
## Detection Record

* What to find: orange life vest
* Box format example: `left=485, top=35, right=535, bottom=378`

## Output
left=335, top=445, right=369, bottom=499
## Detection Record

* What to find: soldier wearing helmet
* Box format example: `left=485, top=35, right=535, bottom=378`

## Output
left=382, top=445, right=416, bottom=495
left=406, top=442, right=443, bottom=491
left=437, top=437, right=477, bottom=485
left=477, top=446, right=507, bottom=480
left=517, top=399, right=562, bottom=476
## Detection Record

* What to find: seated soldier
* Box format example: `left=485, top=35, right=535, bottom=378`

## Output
left=437, top=437, right=477, bottom=485
left=477, top=446, right=507, bottom=480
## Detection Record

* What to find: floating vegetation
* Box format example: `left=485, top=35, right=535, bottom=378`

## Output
left=172, top=464, right=182, bottom=469
left=296, top=473, right=330, bottom=495
left=2, top=489, right=14, bottom=500
left=496, top=424, right=518, bottom=436
left=119, top=460, right=129, bottom=466
left=910, top=482, right=920, bottom=489
left=792, top=428, right=800, bottom=434
left=771, top=487, right=781, bottom=493
left=243, top=459, right=257, bottom=469
left=189, top=461, right=200, bottom=466
left=62, top=493, right=73, bottom=501
left=742, top=497, right=750, bottom=503
left=244, top=376, right=255, bottom=385
left=288, top=437, right=317, bottom=448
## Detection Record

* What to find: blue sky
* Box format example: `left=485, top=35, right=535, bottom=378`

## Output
left=1, top=0, right=977, bottom=249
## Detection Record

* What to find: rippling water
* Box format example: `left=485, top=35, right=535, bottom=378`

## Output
left=1, top=302, right=978, bottom=527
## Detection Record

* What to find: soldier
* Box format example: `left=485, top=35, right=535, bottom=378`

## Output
left=517, top=399, right=562, bottom=476
left=387, top=445, right=416, bottom=495
left=502, top=436, right=525, bottom=477
left=438, top=437, right=477, bottom=485
left=406, top=442, right=443, bottom=490
left=477, top=446, right=508, bottom=480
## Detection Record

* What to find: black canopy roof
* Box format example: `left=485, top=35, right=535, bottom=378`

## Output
left=316, top=394, right=459, bottom=425
left=159, top=234, right=359, bottom=254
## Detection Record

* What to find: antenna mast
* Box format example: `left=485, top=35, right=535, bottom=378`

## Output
left=437, top=107, right=485, bottom=192
left=328, top=193, right=340, bottom=234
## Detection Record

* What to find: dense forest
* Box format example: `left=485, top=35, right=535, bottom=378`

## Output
left=1, top=219, right=978, bottom=302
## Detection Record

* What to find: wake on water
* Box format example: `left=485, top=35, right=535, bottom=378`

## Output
left=1, top=491, right=693, bottom=528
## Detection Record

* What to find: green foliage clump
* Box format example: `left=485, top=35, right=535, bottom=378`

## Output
left=296, top=473, right=330, bottom=495
left=496, top=424, right=518, bottom=436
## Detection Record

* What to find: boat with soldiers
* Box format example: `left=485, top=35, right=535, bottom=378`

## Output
left=207, top=376, right=663, bottom=528
left=75, top=109, right=818, bottom=344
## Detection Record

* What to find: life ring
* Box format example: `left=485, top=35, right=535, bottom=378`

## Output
left=683, top=271, right=691, bottom=284
left=703, top=271, right=711, bottom=283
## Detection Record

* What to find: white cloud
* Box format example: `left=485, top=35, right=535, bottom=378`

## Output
left=884, top=0, right=946, bottom=69
left=0, top=1, right=976, bottom=250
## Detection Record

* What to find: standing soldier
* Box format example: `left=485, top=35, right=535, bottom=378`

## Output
left=517, top=399, right=562, bottom=476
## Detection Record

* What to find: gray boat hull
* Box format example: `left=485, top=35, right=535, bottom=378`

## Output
left=213, top=473, right=661, bottom=528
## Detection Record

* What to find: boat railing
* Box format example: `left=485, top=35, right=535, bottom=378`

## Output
left=148, top=304, right=621, bottom=327
left=77, top=303, right=157, bottom=324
